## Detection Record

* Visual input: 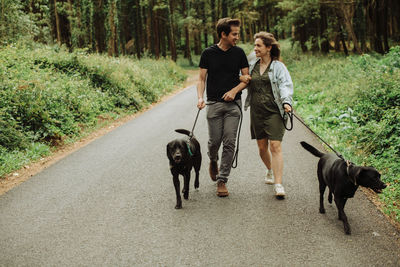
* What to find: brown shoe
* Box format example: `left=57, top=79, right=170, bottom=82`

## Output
left=209, top=161, right=218, bottom=181
left=217, top=181, right=229, bottom=197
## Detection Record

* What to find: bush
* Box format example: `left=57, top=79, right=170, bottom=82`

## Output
left=0, top=42, right=187, bottom=177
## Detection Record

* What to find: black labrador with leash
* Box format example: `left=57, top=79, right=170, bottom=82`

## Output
left=300, top=141, right=387, bottom=234
left=167, top=128, right=201, bottom=209
left=166, top=101, right=242, bottom=209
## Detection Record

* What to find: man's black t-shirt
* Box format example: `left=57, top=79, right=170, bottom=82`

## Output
left=199, top=44, right=249, bottom=102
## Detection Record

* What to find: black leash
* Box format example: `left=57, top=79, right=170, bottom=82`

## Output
left=231, top=101, right=242, bottom=169
left=190, top=108, right=201, bottom=138
left=292, top=111, right=344, bottom=159
left=283, top=110, right=294, bottom=131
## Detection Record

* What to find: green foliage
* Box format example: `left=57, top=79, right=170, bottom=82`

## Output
left=0, top=0, right=36, bottom=45
left=288, top=43, right=400, bottom=222
left=0, top=42, right=187, bottom=177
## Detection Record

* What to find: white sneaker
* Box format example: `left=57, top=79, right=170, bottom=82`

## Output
left=274, top=184, right=286, bottom=198
left=265, top=169, right=274, bottom=184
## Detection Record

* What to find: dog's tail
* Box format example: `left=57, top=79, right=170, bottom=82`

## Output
left=175, top=129, right=191, bottom=136
left=300, top=141, right=324, bottom=158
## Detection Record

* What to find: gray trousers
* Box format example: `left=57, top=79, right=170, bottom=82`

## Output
left=206, top=100, right=241, bottom=183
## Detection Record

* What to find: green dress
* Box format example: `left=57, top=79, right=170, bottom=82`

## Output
left=249, top=61, right=286, bottom=141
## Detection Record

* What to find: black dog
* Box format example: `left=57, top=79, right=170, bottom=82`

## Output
left=166, top=129, right=201, bottom=209
left=300, top=141, right=386, bottom=234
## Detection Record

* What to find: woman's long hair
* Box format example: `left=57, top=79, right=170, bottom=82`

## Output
left=254, top=32, right=281, bottom=61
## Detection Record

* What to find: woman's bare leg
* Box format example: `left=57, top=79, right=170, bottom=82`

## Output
left=256, top=138, right=272, bottom=170
left=269, top=140, right=283, bottom=184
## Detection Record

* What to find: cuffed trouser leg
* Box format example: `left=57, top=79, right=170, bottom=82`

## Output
left=207, top=100, right=241, bottom=183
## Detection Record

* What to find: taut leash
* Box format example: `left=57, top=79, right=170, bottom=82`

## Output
left=190, top=108, right=201, bottom=138
left=292, top=111, right=344, bottom=159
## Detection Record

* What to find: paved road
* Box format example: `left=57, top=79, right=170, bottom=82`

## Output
left=1, top=86, right=399, bottom=266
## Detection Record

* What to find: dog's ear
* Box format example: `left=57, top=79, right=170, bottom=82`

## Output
left=166, top=142, right=173, bottom=161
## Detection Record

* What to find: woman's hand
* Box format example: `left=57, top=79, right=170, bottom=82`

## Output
left=283, top=104, right=292, bottom=113
left=239, top=74, right=251, bottom=84
left=222, top=90, right=236, bottom=102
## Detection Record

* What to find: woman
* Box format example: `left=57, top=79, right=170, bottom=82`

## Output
left=241, top=32, right=293, bottom=198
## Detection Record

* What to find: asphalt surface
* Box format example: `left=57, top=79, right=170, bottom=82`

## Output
left=1, top=85, right=399, bottom=266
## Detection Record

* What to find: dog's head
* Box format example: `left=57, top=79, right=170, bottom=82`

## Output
left=166, top=139, right=188, bottom=165
left=354, top=166, right=387, bottom=193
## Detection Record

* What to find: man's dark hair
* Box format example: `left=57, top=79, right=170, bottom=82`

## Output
left=216, top=18, right=240, bottom=38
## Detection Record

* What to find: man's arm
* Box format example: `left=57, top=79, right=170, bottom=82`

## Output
left=197, top=68, right=208, bottom=109
left=222, top=67, right=249, bottom=101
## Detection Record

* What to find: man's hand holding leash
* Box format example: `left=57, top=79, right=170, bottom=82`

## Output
left=197, top=98, right=206, bottom=109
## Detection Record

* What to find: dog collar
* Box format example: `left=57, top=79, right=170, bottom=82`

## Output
left=186, top=141, right=193, bottom=157
left=346, top=160, right=357, bottom=186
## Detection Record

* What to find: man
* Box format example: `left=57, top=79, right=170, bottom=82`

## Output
left=197, top=18, right=249, bottom=197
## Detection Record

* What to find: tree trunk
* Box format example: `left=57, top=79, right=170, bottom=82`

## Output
left=107, top=0, right=117, bottom=57
left=221, top=0, right=228, bottom=18
left=320, top=5, right=329, bottom=53
left=241, top=15, right=247, bottom=43
left=298, top=27, right=308, bottom=52
left=93, top=0, right=107, bottom=53
left=211, top=0, right=217, bottom=43
left=201, top=0, right=208, bottom=48
left=153, top=4, right=160, bottom=59
left=339, top=1, right=362, bottom=54
left=134, top=0, right=142, bottom=58
left=182, top=0, right=193, bottom=65
left=366, top=0, right=376, bottom=52
left=145, top=4, right=152, bottom=52
left=160, top=15, right=167, bottom=58
left=374, top=0, right=384, bottom=53
left=54, top=0, right=62, bottom=45
left=119, top=0, right=130, bottom=55
left=75, top=0, right=84, bottom=47
left=339, top=25, right=349, bottom=56
left=167, top=1, right=177, bottom=61
left=382, top=0, right=389, bottom=52
left=194, top=29, right=202, bottom=55
left=67, top=0, right=73, bottom=47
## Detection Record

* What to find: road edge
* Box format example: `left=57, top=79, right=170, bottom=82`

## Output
left=0, top=70, right=199, bottom=196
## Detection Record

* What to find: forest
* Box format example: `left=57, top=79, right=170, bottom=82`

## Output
left=1, top=0, right=400, bottom=60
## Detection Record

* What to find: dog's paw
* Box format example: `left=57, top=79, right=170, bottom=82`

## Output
left=183, top=192, right=189, bottom=200
left=319, top=208, right=326, bottom=214
left=194, top=181, right=199, bottom=189
left=175, top=204, right=182, bottom=209
left=344, top=224, right=351, bottom=235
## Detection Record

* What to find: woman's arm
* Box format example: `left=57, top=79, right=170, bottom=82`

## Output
left=222, top=67, right=250, bottom=101
left=276, top=63, right=293, bottom=111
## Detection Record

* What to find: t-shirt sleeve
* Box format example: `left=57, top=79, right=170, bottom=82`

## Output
left=239, top=49, right=249, bottom=69
left=199, top=49, right=209, bottom=69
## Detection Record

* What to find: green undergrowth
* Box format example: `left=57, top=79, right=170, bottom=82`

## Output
left=285, top=42, right=400, bottom=223
left=0, top=42, right=187, bottom=177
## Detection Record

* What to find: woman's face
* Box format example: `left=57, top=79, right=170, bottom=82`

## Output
left=254, top=38, right=271, bottom=57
